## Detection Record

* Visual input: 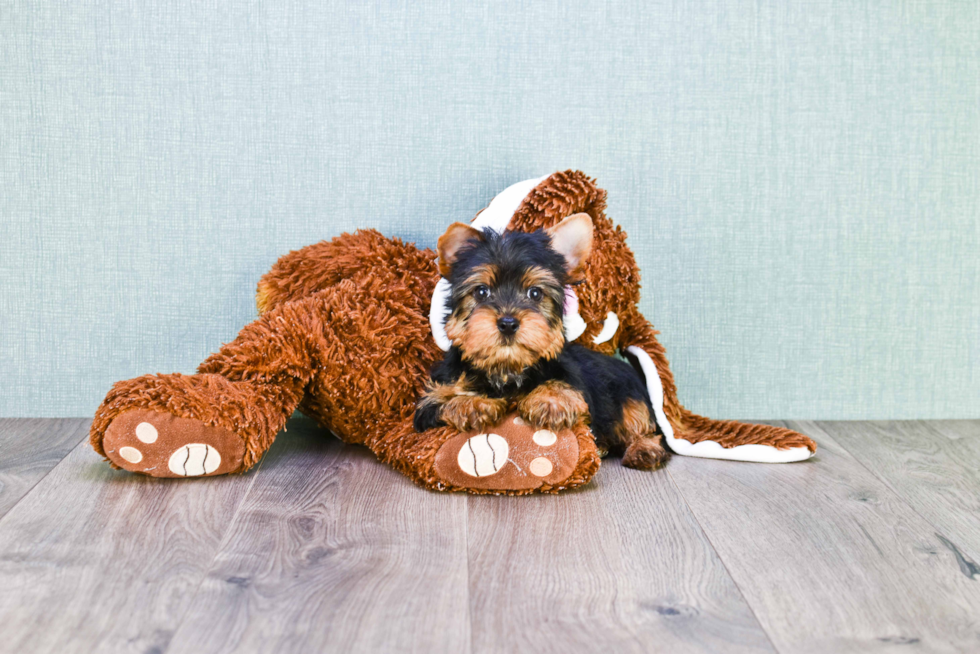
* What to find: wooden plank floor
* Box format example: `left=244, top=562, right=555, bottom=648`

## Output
left=0, top=419, right=978, bottom=653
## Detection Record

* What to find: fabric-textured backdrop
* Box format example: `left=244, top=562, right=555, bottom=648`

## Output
left=2, top=1, right=978, bottom=419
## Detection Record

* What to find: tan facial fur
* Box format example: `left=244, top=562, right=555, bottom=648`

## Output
left=520, top=266, right=561, bottom=293
left=446, top=305, right=564, bottom=381
left=445, top=259, right=565, bottom=381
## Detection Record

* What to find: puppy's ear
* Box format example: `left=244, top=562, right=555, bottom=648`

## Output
left=546, top=213, right=593, bottom=282
left=437, top=223, right=484, bottom=277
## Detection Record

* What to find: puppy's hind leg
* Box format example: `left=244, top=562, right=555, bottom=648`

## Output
left=619, top=399, right=670, bottom=470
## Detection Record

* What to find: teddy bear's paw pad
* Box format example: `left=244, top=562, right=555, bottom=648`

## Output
left=457, top=433, right=509, bottom=477
left=168, top=444, right=222, bottom=476
left=433, top=413, right=580, bottom=491
left=103, top=410, right=245, bottom=477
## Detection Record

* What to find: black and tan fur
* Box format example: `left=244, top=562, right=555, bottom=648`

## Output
left=414, top=214, right=668, bottom=469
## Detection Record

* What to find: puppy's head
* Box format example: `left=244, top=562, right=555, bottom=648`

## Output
left=438, top=213, right=593, bottom=386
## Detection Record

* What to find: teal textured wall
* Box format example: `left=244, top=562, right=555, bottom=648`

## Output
left=2, top=1, right=978, bottom=419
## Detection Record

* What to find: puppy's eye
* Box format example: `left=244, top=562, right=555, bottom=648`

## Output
left=526, top=287, right=543, bottom=302
left=474, top=285, right=491, bottom=301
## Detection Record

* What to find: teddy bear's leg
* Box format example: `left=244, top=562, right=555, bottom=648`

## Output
left=620, top=314, right=817, bottom=460
left=91, top=299, right=320, bottom=477
left=93, top=374, right=303, bottom=476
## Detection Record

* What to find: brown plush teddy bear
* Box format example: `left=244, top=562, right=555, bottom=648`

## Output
left=91, top=171, right=815, bottom=494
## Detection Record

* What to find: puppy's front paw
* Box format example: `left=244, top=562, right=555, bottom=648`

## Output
left=518, top=381, right=588, bottom=431
left=622, top=438, right=670, bottom=470
left=441, top=395, right=507, bottom=432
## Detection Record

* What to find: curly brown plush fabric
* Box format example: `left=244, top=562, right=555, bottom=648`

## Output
left=91, top=170, right=813, bottom=493
left=508, top=171, right=815, bottom=453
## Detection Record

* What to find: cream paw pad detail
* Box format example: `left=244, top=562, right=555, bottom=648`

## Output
left=168, top=444, right=222, bottom=476
left=457, top=433, right=509, bottom=477
left=102, top=409, right=246, bottom=477
left=434, top=413, right=582, bottom=491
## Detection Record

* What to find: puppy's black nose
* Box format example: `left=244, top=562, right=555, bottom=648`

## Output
left=497, top=316, right=520, bottom=336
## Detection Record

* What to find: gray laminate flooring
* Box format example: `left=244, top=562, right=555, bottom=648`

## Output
left=0, top=418, right=978, bottom=654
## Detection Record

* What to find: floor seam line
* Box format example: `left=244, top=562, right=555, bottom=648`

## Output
left=464, top=493, right=475, bottom=654
left=665, top=462, right=784, bottom=654
left=808, top=419, right=980, bottom=567
left=0, top=419, right=90, bottom=527
left=158, top=451, right=268, bottom=654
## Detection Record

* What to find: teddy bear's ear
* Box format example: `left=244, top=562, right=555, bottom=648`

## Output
left=546, top=213, right=593, bottom=282
left=437, top=222, right=485, bottom=277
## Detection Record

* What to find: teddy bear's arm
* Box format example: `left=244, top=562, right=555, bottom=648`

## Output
left=618, top=310, right=817, bottom=455
left=616, top=310, right=684, bottom=425
left=256, top=229, right=438, bottom=315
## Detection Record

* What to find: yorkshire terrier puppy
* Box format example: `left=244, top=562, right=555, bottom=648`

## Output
left=414, top=213, right=669, bottom=470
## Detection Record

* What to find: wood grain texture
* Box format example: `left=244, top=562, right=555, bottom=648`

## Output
left=165, top=416, right=471, bottom=654
left=667, top=420, right=980, bottom=654
left=0, top=418, right=88, bottom=518
left=466, top=463, right=775, bottom=654
left=822, top=420, right=980, bottom=565
left=3, top=419, right=980, bottom=654
left=0, top=427, right=257, bottom=654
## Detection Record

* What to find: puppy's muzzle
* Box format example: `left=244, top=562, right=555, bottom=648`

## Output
left=496, top=315, right=520, bottom=336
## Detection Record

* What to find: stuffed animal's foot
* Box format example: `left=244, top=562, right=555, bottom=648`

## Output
left=102, top=409, right=246, bottom=477
left=622, top=437, right=670, bottom=470
left=91, top=373, right=290, bottom=477
left=517, top=381, right=589, bottom=432
left=431, top=413, right=600, bottom=493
